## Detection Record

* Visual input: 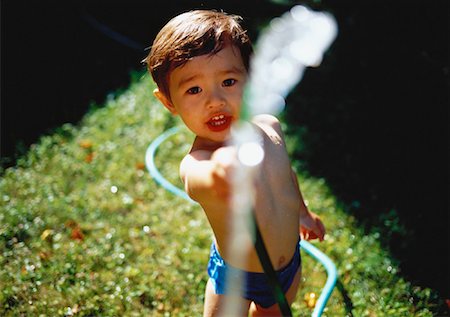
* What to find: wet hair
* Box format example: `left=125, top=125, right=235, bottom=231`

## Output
left=144, top=10, right=253, bottom=99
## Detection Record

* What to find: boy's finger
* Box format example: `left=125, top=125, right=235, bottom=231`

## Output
left=301, top=230, right=309, bottom=240
left=307, top=222, right=320, bottom=240
left=313, top=226, right=324, bottom=241
left=307, top=232, right=318, bottom=240
left=316, top=219, right=326, bottom=240
left=317, top=219, right=326, bottom=234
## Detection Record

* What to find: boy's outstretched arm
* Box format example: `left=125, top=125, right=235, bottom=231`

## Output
left=180, top=148, right=236, bottom=205
left=291, top=169, right=326, bottom=241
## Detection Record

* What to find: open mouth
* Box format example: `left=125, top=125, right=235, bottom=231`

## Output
left=206, top=114, right=232, bottom=132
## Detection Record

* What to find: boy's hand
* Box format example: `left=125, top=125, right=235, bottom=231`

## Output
left=300, top=210, right=326, bottom=241
left=210, top=147, right=237, bottom=201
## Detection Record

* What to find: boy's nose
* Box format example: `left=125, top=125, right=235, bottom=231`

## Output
left=206, top=89, right=226, bottom=109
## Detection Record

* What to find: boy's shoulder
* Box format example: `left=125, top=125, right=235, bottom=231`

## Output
left=252, top=114, right=284, bottom=139
left=252, top=114, right=281, bottom=129
left=181, top=139, right=213, bottom=165
left=179, top=146, right=212, bottom=188
left=179, top=137, right=216, bottom=176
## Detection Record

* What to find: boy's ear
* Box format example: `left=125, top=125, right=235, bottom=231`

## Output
left=153, top=88, right=177, bottom=115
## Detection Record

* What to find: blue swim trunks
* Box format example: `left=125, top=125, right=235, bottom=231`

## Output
left=207, top=240, right=301, bottom=308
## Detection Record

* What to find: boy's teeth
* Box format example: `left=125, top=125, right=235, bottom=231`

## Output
left=209, top=115, right=227, bottom=126
left=212, top=115, right=225, bottom=120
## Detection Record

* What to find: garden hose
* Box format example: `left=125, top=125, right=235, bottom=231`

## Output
left=251, top=209, right=292, bottom=316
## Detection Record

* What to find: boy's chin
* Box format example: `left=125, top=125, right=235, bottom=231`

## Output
left=198, top=132, right=232, bottom=145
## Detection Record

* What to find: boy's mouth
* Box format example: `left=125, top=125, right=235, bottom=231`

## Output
left=206, top=114, right=232, bottom=132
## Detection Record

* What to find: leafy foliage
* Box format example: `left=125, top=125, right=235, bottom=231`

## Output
left=0, top=73, right=440, bottom=316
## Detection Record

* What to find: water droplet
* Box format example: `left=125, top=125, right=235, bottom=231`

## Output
left=122, top=194, right=133, bottom=205
left=65, top=307, right=73, bottom=316
left=238, top=142, right=264, bottom=167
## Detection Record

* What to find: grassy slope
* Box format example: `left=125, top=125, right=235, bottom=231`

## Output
left=0, top=74, right=439, bottom=316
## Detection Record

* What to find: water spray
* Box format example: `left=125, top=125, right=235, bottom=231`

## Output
left=222, top=5, right=337, bottom=316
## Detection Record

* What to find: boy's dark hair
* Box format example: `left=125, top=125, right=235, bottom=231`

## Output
left=145, top=10, right=253, bottom=99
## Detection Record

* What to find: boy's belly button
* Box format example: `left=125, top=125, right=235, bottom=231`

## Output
left=278, top=255, right=286, bottom=268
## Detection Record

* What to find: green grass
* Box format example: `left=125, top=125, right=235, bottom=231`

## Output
left=0, top=72, right=441, bottom=316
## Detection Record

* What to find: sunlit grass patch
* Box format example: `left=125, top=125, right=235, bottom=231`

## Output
left=0, top=73, right=439, bottom=316
left=0, top=74, right=205, bottom=316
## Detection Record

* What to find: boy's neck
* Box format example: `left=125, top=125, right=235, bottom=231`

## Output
left=191, top=136, right=228, bottom=153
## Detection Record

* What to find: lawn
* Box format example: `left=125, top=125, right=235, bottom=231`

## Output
left=0, top=73, right=441, bottom=316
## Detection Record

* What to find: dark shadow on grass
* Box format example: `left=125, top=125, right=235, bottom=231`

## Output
left=284, top=1, right=448, bottom=309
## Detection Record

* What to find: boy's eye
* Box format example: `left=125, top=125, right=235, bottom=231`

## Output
left=223, top=79, right=236, bottom=87
left=187, top=87, right=202, bottom=94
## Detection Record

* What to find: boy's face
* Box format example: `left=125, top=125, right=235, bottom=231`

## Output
left=155, top=44, right=247, bottom=143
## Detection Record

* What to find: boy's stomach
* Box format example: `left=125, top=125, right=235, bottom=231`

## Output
left=206, top=204, right=300, bottom=273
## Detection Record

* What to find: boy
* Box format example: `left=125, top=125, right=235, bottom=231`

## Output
left=145, top=10, right=325, bottom=316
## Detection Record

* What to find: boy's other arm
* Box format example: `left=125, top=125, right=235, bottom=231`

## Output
left=291, top=168, right=326, bottom=241
left=254, top=114, right=325, bottom=240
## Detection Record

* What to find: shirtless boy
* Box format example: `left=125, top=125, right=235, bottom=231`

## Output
left=145, top=10, right=325, bottom=316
